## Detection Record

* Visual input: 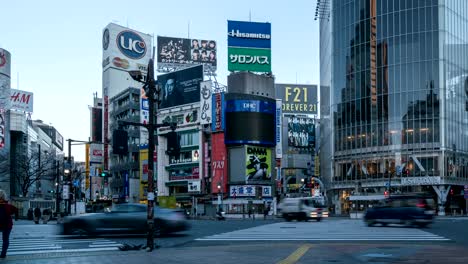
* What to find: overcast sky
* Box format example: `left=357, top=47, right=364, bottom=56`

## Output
left=0, top=0, right=320, bottom=161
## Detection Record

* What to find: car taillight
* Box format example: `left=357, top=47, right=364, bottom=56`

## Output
left=416, top=203, right=425, bottom=208
left=317, top=208, right=322, bottom=212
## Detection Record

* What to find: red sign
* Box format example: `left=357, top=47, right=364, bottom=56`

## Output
left=192, top=167, right=200, bottom=178
left=211, top=133, right=227, bottom=194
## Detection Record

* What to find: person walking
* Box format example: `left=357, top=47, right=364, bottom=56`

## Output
left=0, top=189, right=18, bottom=259
left=33, top=207, right=41, bottom=224
left=42, top=208, right=51, bottom=224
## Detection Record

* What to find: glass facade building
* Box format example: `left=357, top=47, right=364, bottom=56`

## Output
left=320, top=0, right=468, bottom=215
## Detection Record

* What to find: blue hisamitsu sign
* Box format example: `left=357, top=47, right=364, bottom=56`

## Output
left=228, top=20, right=271, bottom=49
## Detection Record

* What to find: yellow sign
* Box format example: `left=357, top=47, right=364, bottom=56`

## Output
left=139, top=148, right=149, bottom=200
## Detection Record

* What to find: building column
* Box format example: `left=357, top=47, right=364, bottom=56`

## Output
left=433, top=185, right=451, bottom=216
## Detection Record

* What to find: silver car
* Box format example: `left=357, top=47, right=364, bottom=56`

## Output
left=61, top=203, right=190, bottom=236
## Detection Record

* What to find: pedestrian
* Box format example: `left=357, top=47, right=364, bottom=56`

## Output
left=27, top=208, right=33, bottom=220
left=33, top=207, right=41, bottom=224
left=248, top=208, right=252, bottom=219
left=42, top=208, right=51, bottom=224
left=0, top=189, right=18, bottom=259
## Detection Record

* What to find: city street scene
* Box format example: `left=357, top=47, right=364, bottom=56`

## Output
left=1, top=0, right=468, bottom=263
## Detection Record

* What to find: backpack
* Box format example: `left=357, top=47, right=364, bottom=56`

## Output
left=0, top=204, right=9, bottom=229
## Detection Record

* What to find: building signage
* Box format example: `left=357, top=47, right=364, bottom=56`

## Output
left=401, top=176, right=441, bottom=186
left=200, top=81, right=212, bottom=125
left=0, top=49, right=11, bottom=111
left=287, top=116, right=316, bottom=153
left=228, top=47, right=271, bottom=72
left=157, top=36, right=217, bottom=72
left=10, top=89, right=34, bottom=112
left=62, top=185, right=70, bottom=200
left=89, top=143, right=104, bottom=163
left=227, top=20, right=271, bottom=73
left=262, top=186, right=272, bottom=197
left=230, top=185, right=256, bottom=197
left=188, top=180, right=201, bottom=192
left=275, top=84, right=318, bottom=114
left=212, top=92, right=225, bottom=131
left=245, top=146, right=272, bottom=182
left=117, top=30, right=147, bottom=60
left=275, top=99, right=282, bottom=159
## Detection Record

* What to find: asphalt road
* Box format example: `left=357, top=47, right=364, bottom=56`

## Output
left=8, top=217, right=468, bottom=263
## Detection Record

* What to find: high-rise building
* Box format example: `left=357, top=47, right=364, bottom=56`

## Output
left=319, top=0, right=468, bottom=215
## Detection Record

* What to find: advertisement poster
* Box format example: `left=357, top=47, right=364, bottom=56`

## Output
left=211, top=92, right=225, bottom=131
left=275, top=84, right=318, bottom=114
left=0, top=49, right=11, bottom=111
left=158, top=65, right=203, bottom=109
left=287, top=116, right=315, bottom=153
left=245, top=145, right=271, bottom=182
left=157, top=36, right=217, bottom=71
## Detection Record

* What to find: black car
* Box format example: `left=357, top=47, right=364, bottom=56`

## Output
left=364, top=195, right=435, bottom=227
left=61, top=203, right=190, bottom=236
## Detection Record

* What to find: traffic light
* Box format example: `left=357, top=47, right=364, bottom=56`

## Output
left=48, top=190, right=55, bottom=194
left=384, top=190, right=389, bottom=198
left=100, top=171, right=109, bottom=177
left=450, top=189, right=454, bottom=196
left=166, top=131, right=181, bottom=156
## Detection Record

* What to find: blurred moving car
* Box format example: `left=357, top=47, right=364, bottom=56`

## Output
left=364, top=195, right=435, bottom=227
left=277, top=197, right=329, bottom=222
left=61, top=203, right=190, bottom=236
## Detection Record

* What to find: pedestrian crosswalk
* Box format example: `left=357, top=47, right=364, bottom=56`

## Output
left=7, top=237, right=122, bottom=256
left=196, top=220, right=450, bottom=242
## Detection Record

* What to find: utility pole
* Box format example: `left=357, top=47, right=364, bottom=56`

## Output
left=67, top=139, right=72, bottom=215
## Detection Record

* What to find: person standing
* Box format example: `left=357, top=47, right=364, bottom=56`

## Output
left=0, top=190, right=18, bottom=259
left=33, top=207, right=41, bottom=224
left=42, top=208, right=51, bottom=224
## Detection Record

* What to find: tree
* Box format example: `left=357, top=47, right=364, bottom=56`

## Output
left=11, top=149, right=55, bottom=197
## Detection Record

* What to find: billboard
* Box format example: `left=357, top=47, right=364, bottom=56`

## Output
left=54, top=130, right=64, bottom=151
left=157, top=36, right=217, bottom=72
left=287, top=116, right=316, bottom=152
left=275, top=99, right=282, bottom=159
left=200, top=81, right=212, bottom=125
left=276, top=84, right=318, bottom=114
left=245, top=145, right=272, bottom=182
left=10, top=89, right=33, bottom=112
left=225, top=98, right=275, bottom=145
left=158, top=65, right=203, bottom=109
left=89, top=143, right=104, bottom=163
left=91, top=107, right=102, bottom=142
left=211, top=133, right=227, bottom=194
left=227, top=20, right=271, bottom=73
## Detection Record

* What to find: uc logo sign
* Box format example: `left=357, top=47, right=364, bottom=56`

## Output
left=117, top=30, right=146, bottom=60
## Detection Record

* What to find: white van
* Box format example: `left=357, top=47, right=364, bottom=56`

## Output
left=277, top=197, right=328, bottom=222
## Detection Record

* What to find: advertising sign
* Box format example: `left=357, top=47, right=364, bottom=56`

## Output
left=89, top=143, right=104, bottom=163
left=0, top=49, right=11, bottom=111
left=245, top=145, right=272, bottom=182
left=230, top=185, right=256, bottom=197
left=55, top=130, right=63, bottom=150
left=401, top=176, right=441, bottom=186
left=62, top=185, right=70, bottom=200
left=200, top=81, right=212, bottom=125
left=227, top=20, right=271, bottom=73
left=225, top=99, right=275, bottom=145
left=102, top=23, right=152, bottom=71
left=228, top=47, right=271, bottom=72
left=212, top=92, right=225, bottom=131
left=287, top=116, right=315, bottom=152
left=276, top=84, right=318, bottom=114
left=188, top=180, right=201, bottom=192
left=211, top=133, right=227, bottom=194
left=157, top=36, right=217, bottom=72
left=275, top=99, right=282, bottom=158
left=10, top=89, right=33, bottom=112
left=158, top=65, right=203, bottom=109
left=227, top=20, right=271, bottom=49
left=91, top=107, right=102, bottom=142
